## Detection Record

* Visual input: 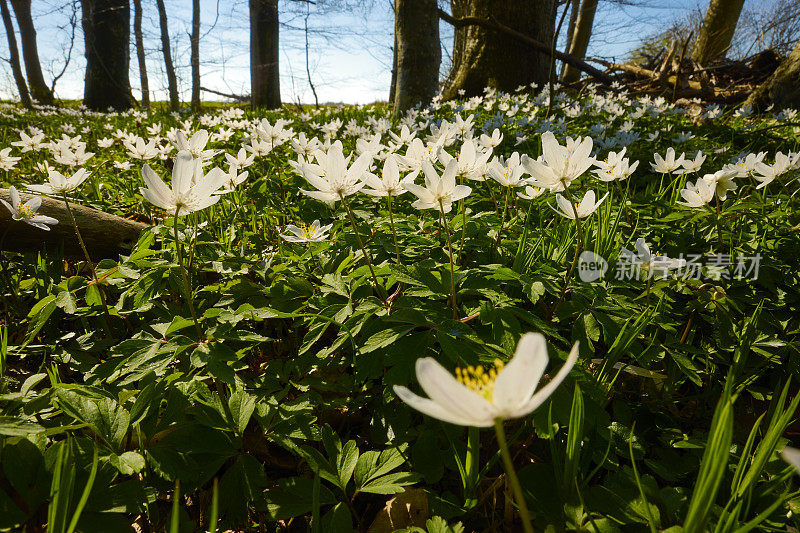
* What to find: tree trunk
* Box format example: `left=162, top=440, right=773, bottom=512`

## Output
left=155, top=0, right=179, bottom=111
left=9, top=0, right=53, bottom=104
left=561, top=0, right=597, bottom=84
left=560, top=0, right=580, bottom=80
left=0, top=0, right=31, bottom=107
left=747, top=39, right=800, bottom=110
left=691, top=0, right=745, bottom=65
left=393, top=0, right=440, bottom=116
left=250, top=0, right=280, bottom=109
left=81, top=0, right=134, bottom=110
left=132, top=0, right=148, bottom=107
left=389, top=30, right=398, bottom=104
left=190, top=0, right=200, bottom=111
left=441, top=0, right=555, bottom=100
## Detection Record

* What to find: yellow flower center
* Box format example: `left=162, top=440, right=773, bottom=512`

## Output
left=456, top=359, right=505, bottom=402
left=299, top=223, right=314, bottom=240
left=17, top=204, right=36, bottom=219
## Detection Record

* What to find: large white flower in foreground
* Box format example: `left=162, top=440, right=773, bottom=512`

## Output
left=26, top=168, right=91, bottom=195
left=140, top=150, right=227, bottom=216
left=402, top=160, right=471, bottom=213
left=393, top=333, right=579, bottom=427
left=551, top=189, right=608, bottom=219
left=0, top=186, right=59, bottom=231
left=297, top=141, right=372, bottom=204
left=522, top=131, right=594, bottom=192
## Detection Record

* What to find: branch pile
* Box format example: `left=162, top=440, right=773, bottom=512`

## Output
left=589, top=45, right=782, bottom=103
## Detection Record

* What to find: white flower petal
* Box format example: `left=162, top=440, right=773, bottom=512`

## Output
left=492, top=333, right=549, bottom=414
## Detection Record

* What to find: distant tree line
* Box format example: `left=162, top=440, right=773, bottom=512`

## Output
left=1, top=0, right=799, bottom=111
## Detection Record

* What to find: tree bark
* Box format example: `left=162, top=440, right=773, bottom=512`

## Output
left=81, top=0, right=134, bottom=110
left=250, top=0, right=280, bottom=109
left=132, top=0, right=148, bottom=107
left=190, top=0, right=200, bottom=111
left=561, top=0, right=598, bottom=84
left=691, top=0, right=745, bottom=65
left=0, top=0, right=31, bottom=108
left=439, top=9, right=612, bottom=86
left=441, top=0, right=555, bottom=100
left=560, top=0, right=580, bottom=80
left=747, top=39, right=800, bottom=110
left=389, top=29, right=398, bottom=104
left=393, top=0, right=440, bottom=116
left=155, top=0, right=179, bottom=111
left=9, top=0, right=53, bottom=104
left=0, top=189, right=147, bottom=258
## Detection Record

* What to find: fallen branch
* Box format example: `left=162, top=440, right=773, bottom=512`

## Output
left=587, top=58, right=657, bottom=79
left=437, top=8, right=614, bottom=85
left=200, top=86, right=250, bottom=102
left=0, top=189, right=147, bottom=258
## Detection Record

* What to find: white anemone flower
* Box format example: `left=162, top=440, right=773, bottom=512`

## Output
left=650, top=148, right=686, bottom=173
left=174, top=129, right=215, bottom=162
left=550, top=190, right=608, bottom=219
left=487, top=152, right=528, bottom=187
left=280, top=220, right=333, bottom=243
left=517, top=184, right=546, bottom=200
left=140, top=150, right=228, bottom=216
left=521, top=131, right=594, bottom=192
left=702, top=169, right=738, bottom=201
left=0, top=186, right=59, bottom=231
left=361, top=156, right=417, bottom=197
left=11, top=131, right=45, bottom=152
left=402, top=160, right=472, bottom=213
left=297, top=141, right=372, bottom=205
left=677, top=178, right=716, bottom=208
left=681, top=151, right=706, bottom=173
left=393, top=333, right=579, bottom=427
left=26, top=168, right=91, bottom=195
left=592, top=148, right=639, bottom=182
left=620, top=238, right=686, bottom=276
left=437, top=138, right=491, bottom=181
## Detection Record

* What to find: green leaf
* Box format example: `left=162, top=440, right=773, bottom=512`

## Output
left=23, top=294, right=57, bottom=348
left=266, top=477, right=336, bottom=521
left=0, top=415, right=45, bottom=436
left=228, top=389, right=257, bottom=434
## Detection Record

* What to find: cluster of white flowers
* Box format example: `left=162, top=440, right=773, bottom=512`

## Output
left=1, top=83, right=798, bottom=244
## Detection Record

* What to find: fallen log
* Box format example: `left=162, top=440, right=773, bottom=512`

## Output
left=0, top=188, right=148, bottom=258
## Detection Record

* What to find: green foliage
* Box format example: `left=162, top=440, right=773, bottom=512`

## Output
left=1, top=92, right=800, bottom=532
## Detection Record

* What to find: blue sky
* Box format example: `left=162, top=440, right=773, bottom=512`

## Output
left=0, top=0, right=704, bottom=104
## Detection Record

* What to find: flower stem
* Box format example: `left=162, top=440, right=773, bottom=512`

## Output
left=494, top=419, right=534, bottom=533
left=342, top=196, right=387, bottom=302
left=491, top=186, right=511, bottom=257
left=464, top=426, right=480, bottom=508
left=548, top=193, right=582, bottom=321
left=387, top=194, right=401, bottom=265
left=457, top=197, right=467, bottom=266
left=715, top=197, right=724, bottom=251
left=173, top=210, right=204, bottom=340
left=62, top=193, right=112, bottom=336
left=439, top=201, right=458, bottom=320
